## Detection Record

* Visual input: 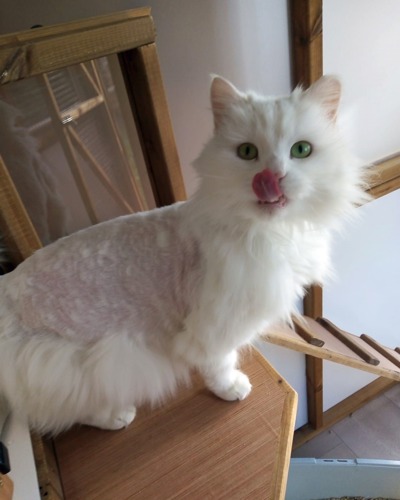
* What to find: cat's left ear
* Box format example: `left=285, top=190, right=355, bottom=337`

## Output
left=210, top=76, right=242, bottom=129
left=305, top=75, right=341, bottom=122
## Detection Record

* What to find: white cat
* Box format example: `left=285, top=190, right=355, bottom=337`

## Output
left=0, top=76, right=368, bottom=434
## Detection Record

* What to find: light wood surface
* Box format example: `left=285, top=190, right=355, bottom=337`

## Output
left=54, top=349, right=297, bottom=500
left=368, top=153, right=400, bottom=199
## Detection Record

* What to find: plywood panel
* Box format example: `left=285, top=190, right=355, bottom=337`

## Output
left=54, top=350, right=297, bottom=500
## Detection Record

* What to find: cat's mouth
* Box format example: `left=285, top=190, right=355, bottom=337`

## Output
left=252, top=169, right=287, bottom=209
left=257, top=194, right=287, bottom=209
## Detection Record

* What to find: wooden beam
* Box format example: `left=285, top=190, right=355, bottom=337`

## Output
left=289, top=0, right=324, bottom=431
left=289, top=0, right=323, bottom=88
left=0, top=9, right=155, bottom=84
left=118, top=44, right=186, bottom=207
left=368, top=153, right=400, bottom=199
left=304, top=285, right=324, bottom=429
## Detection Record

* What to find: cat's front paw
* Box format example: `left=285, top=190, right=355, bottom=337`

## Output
left=82, top=406, right=136, bottom=431
left=211, top=370, right=252, bottom=402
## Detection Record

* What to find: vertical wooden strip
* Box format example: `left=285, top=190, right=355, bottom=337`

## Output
left=0, top=156, right=42, bottom=263
left=289, top=0, right=323, bottom=88
left=304, top=285, right=324, bottom=429
left=290, top=0, right=324, bottom=430
left=118, top=44, right=186, bottom=207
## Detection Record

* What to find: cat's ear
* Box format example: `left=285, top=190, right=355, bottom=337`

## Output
left=210, top=76, right=242, bottom=129
left=306, top=76, right=341, bottom=121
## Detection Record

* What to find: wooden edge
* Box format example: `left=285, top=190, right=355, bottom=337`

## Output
left=31, top=434, right=64, bottom=500
left=368, top=153, right=400, bottom=199
left=303, top=284, right=324, bottom=429
left=252, top=349, right=298, bottom=500
left=0, top=11, right=155, bottom=83
left=293, top=377, right=398, bottom=449
left=264, top=330, right=400, bottom=382
left=0, top=156, right=42, bottom=263
left=288, top=0, right=323, bottom=88
left=361, top=333, right=400, bottom=369
left=293, top=317, right=324, bottom=346
left=118, top=44, right=187, bottom=206
left=0, top=8, right=151, bottom=45
left=317, top=317, right=380, bottom=366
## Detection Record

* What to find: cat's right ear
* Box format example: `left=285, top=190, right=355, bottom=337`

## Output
left=210, top=76, right=242, bottom=129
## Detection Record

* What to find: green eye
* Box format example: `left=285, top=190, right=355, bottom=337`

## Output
left=237, top=143, right=258, bottom=160
left=290, top=141, right=312, bottom=159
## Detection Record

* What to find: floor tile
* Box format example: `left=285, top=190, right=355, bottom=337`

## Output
left=320, top=442, right=357, bottom=459
left=385, top=383, right=400, bottom=407
left=332, top=407, right=400, bottom=460
left=293, top=386, right=400, bottom=460
left=292, top=429, right=342, bottom=458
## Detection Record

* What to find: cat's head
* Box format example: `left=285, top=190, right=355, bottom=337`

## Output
left=192, top=76, right=369, bottom=229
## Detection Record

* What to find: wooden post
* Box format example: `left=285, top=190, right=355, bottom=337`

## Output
left=289, top=0, right=323, bottom=88
left=118, top=44, right=187, bottom=207
left=304, top=286, right=324, bottom=429
left=289, top=0, right=324, bottom=430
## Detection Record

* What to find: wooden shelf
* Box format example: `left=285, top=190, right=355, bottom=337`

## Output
left=54, top=349, right=297, bottom=500
left=265, top=316, right=400, bottom=381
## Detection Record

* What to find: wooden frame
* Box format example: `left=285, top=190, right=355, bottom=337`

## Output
left=0, top=9, right=186, bottom=499
left=0, top=8, right=186, bottom=266
left=289, top=0, right=400, bottom=447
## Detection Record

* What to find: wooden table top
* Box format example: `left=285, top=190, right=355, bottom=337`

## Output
left=54, top=348, right=297, bottom=500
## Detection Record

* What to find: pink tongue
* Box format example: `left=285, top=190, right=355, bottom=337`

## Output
left=252, top=169, right=283, bottom=202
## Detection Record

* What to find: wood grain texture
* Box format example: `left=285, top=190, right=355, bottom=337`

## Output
left=54, top=350, right=297, bottom=500
left=303, top=284, right=324, bottom=429
left=265, top=318, right=400, bottom=381
left=368, top=153, right=400, bottom=199
left=119, top=44, right=187, bottom=206
left=317, top=317, right=379, bottom=366
left=289, top=0, right=323, bottom=88
left=0, top=9, right=155, bottom=83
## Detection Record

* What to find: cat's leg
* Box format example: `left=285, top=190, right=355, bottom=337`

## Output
left=80, top=405, right=137, bottom=431
left=200, top=350, right=252, bottom=402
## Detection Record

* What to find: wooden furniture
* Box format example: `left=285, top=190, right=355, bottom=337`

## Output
left=54, top=350, right=297, bottom=500
left=288, top=0, right=400, bottom=446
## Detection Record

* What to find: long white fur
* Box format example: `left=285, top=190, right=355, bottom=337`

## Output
left=0, top=76, right=368, bottom=434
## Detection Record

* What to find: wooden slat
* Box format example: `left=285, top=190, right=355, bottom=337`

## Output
left=368, top=153, right=400, bottom=199
left=361, top=333, right=400, bottom=369
left=0, top=156, right=42, bottom=263
left=118, top=44, right=186, bottom=207
left=264, top=317, right=400, bottom=382
left=317, top=317, right=379, bottom=366
left=293, top=317, right=324, bottom=346
left=0, top=9, right=155, bottom=83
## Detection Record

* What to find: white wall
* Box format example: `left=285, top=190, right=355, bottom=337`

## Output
left=323, top=0, right=400, bottom=410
